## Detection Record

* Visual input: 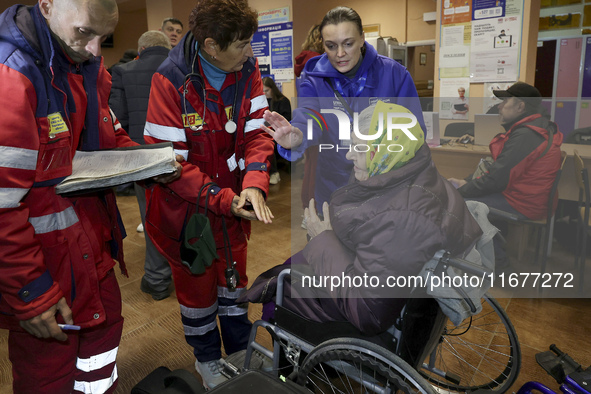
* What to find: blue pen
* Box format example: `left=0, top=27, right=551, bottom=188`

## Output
left=58, top=324, right=81, bottom=331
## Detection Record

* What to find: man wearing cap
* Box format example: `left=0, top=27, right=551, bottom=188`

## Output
left=449, top=81, right=563, bottom=221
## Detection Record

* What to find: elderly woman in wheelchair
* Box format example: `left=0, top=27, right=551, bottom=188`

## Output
left=237, top=102, right=521, bottom=393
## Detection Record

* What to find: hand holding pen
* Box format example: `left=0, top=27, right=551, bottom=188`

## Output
left=19, top=297, right=74, bottom=341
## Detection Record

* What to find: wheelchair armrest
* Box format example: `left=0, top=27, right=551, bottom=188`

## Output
left=276, top=268, right=291, bottom=307
left=488, top=207, right=521, bottom=221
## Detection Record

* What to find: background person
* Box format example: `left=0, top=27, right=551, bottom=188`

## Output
left=143, top=0, right=274, bottom=389
left=0, top=0, right=181, bottom=392
left=294, top=24, right=323, bottom=78
left=109, top=30, right=173, bottom=300
left=262, top=6, right=425, bottom=212
left=262, top=76, right=292, bottom=184
left=449, top=82, right=563, bottom=265
left=160, top=17, right=183, bottom=48
left=449, top=82, right=563, bottom=220
left=107, top=48, right=138, bottom=74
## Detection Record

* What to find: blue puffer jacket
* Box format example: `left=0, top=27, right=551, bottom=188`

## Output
left=278, top=42, right=425, bottom=207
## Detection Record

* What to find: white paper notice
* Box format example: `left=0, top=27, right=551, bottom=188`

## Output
left=440, top=46, right=470, bottom=68
left=442, top=25, right=465, bottom=47
left=483, top=81, right=515, bottom=113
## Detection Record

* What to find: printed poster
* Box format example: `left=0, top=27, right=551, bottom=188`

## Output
left=470, top=16, right=521, bottom=82
left=439, top=78, right=471, bottom=119
left=252, top=22, right=294, bottom=81
left=442, top=0, right=473, bottom=25
left=472, top=0, right=506, bottom=20
left=258, top=7, right=289, bottom=27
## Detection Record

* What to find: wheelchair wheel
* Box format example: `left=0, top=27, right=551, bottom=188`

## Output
left=297, top=338, right=436, bottom=394
left=420, top=294, right=521, bottom=393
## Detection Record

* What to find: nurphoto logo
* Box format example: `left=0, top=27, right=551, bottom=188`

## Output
left=305, top=108, right=418, bottom=153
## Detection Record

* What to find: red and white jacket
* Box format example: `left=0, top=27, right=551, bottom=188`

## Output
left=144, top=33, right=274, bottom=263
left=0, top=5, right=136, bottom=330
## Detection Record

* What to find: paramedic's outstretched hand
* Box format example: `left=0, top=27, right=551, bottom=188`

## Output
left=153, top=154, right=184, bottom=184
left=262, top=110, right=303, bottom=149
left=305, top=199, right=331, bottom=239
left=232, top=187, right=274, bottom=224
left=20, top=297, right=73, bottom=341
left=448, top=178, right=467, bottom=189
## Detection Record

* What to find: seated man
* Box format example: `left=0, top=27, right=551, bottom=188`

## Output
left=241, top=102, right=483, bottom=336
left=449, top=82, right=563, bottom=221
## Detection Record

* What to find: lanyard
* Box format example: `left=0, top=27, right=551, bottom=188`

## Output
left=332, top=69, right=369, bottom=99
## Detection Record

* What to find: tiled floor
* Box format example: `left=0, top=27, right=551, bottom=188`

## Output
left=0, top=164, right=590, bottom=393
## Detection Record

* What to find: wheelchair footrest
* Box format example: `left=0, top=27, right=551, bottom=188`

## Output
left=536, top=346, right=583, bottom=384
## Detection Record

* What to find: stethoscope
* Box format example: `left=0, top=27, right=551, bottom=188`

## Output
left=182, top=50, right=238, bottom=134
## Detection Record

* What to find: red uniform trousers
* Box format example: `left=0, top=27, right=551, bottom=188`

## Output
left=8, top=270, right=123, bottom=394
left=172, top=234, right=251, bottom=361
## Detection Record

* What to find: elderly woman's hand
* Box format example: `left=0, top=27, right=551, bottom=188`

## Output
left=448, top=178, right=467, bottom=189
left=262, top=110, right=303, bottom=149
left=304, top=199, right=331, bottom=239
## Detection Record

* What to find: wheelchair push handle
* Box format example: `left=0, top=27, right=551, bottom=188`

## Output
left=436, top=251, right=494, bottom=277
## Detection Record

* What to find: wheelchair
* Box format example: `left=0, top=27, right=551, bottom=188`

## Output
left=237, top=253, right=521, bottom=394
left=516, top=345, right=590, bottom=394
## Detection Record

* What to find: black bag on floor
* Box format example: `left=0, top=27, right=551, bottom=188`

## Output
left=209, top=370, right=310, bottom=393
left=131, top=367, right=205, bottom=394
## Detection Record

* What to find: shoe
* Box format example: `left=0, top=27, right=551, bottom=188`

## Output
left=224, top=349, right=273, bottom=372
left=269, top=172, right=281, bottom=185
left=195, top=358, right=228, bottom=389
left=140, top=277, right=171, bottom=301
left=136, top=223, right=144, bottom=233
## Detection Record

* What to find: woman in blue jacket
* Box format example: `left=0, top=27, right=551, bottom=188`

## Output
left=263, top=6, right=425, bottom=209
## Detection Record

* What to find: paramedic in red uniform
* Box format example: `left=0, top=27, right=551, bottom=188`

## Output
left=0, top=0, right=181, bottom=392
left=143, top=0, right=274, bottom=389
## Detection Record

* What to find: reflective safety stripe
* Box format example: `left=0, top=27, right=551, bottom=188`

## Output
left=0, top=188, right=28, bottom=208
left=244, top=118, right=265, bottom=133
left=250, top=95, right=267, bottom=114
left=183, top=320, right=217, bottom=336
left=218, top=286, right=245, bottom=299
left=218, top=304, right=248, bottom=317
left=73, top=365, right=118, bottom=394
left=145, top=122, right=186, bottom=142
left=76, top=346, right=119, bottom=372
left=28, top=206, right=79, bottom=234
left=180, top=302, right=218, bottom=319
left=108, top=108, right=122, bottom=130
left=0, top=146, right=38, bottom=170
left=238, top=158, right=245, bottom=171
left=174, top=149, right=189, bottom=161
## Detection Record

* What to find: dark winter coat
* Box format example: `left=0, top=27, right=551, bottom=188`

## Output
left=109, top=46, right=170, bottom=144
left=243, top=145, right=482, bottom=335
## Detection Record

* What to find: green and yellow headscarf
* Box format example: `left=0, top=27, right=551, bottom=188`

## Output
left=366, top=101, right=425, bottom=177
